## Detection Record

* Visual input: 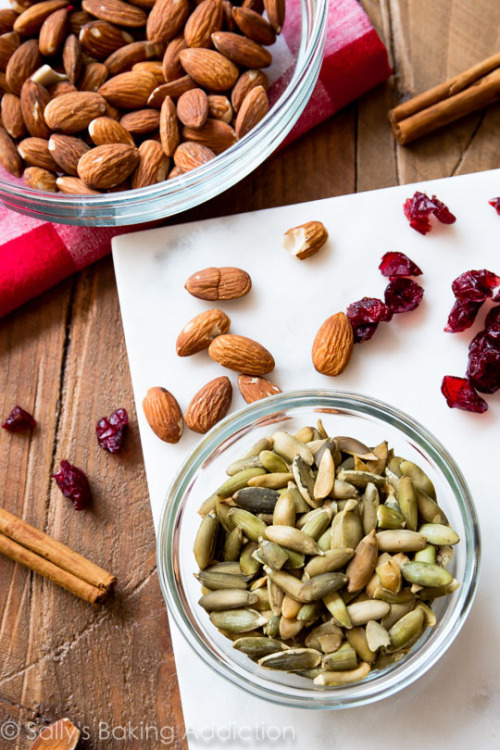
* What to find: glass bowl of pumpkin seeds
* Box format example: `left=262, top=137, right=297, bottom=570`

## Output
left=157, top=390, right=480, bottom=708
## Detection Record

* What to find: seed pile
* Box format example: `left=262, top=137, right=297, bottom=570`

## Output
left=194, top=422, right=461, bottom=686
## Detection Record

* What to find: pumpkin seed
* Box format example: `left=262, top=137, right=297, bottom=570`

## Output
left=259, top=450, right=289, bottom=473
left=273, top=490, right=296, bottom=526
left=248, top=472, right=294, bottom=489
left=397, top=476, right=418, bottom=531
left=305, top=548, right=354, bottom=578
left=233, top=637, right=289, bottom=659
left=196, top=571, right=248, bottom=590
left=376, top=529, right=427, bottom=552
left=299, top=572, right=348, bottom=602
left=399, top=460, right=436, bottom=499
left=228, top=507, right=267, bottom=542
left=226, top=455, right=264, bottom=476
left=292, top=455, right=319, bottom=508
left=210, top=608, right=268, bottom=633
left=194, top=511, right=218, bottom=570
left=199, top=589, right=258, bottom=612
left=419, top=523, right=460, bottom=546
left=346, top=599, right=390, bottom=626
left=272, top=431, right=314, bottom=465
left=401, top=561, right=453, bottom=587
left=346, top=626, right=376, bottom=663
left=322, top=643, right=358, bottom=671
left=265, top=525, right=323, bottom=556
left=314, top=662, right=371, bottom=686
left=259, top=648, right=321, bottom=671
left=388, top=609, right=424, bottom=651
left=234, top=486, right=279, bottom=513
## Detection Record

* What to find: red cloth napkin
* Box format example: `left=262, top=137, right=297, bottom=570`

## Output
left=0, top=0, right=391, bottom=318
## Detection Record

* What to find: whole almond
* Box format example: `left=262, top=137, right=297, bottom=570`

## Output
left=184, top=0, right=223, bottom=48
left=146, top=0, right=189, bottom=44
left=20, top=79, right=51, bottom=138
left=105, top=40, right=162, bottom=76
left=168, top=165, right=183, bottom=179
left=62, top=34, right=82, bottom=83
left=142, top=386, right=183, bottom=443
left=283, top=220, right=329, bottom=260
left=238, top=374, right=282, bottom=403
left=1, top=93, right=25, bottom=139
left=312, top=312, right=354, bottom=376
left=221, top=0, right=235, bottom=31
left=176, top=308, right=231, bottom=356
left=23, top=165, right=57, bottom=191
left=235, top=84, right=268, bottom=138
left=131, top=139, right=169, bottom=188
left=79, top=21, right=134, bottom=59
left=263, top=0, right=285, bottom=33
left=49, top=133, right=90, bottom=174
left=231, top=68, right=268, bottom=112
left=173, top=141, right=215, bottom=171
left=179, top=48, right=238, bottom=92
left=120, top=108, right=160, bottom=134
left=6, top=39, right=42, bottom=95
left=0, top=125, right=23, bottom=176
left=159, top=94, right=179, bottom=156
left=207, top=94, right=232, bottom=123
left=39, top=7, right=68, bottom=57
left=77, top=142, right=139, bottom=188
left=242, top=0, right=264, bottom=11
left=184, top=376, right=232, bottom=434
left=49, top=80, right=77, bottom=97
left=56, top=175, right=101, bottom=194
left=162, top=35, right=186, bottom=81
left=88, top=116, right=135, bottom=146
left=0, top=10, right=17, bottom=35
left=185, top=266, right=251, bottom=300
left=211, top=31, right=271, bottom=68
left=148, top=75, right=196, bottom=107
left=44, top=91, right=106, bottom=132
left=183, top=117, right=235, bottom=154
left=208, top=334, right=275, bottom=376
left=232, top=6, right=276, bottom=45
left=177, top=87, right=208, bottom=128
left=82, top=0, right=147, bottom=28
left=18, top=136, right=59, bottom=170
left=99, top=70, right=157, bottom=108
left=69, top=10, right=93, bottom=35
left=13, top=0, right=67, bottom=36
left=0, top=31, right=20, bottom=71
left=78, top=61, right=108, bottom=91
left=132, top=60, right=165, bottom=84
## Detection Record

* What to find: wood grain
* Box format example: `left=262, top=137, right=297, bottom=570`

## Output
left=1, top=1, right=499, bottom=747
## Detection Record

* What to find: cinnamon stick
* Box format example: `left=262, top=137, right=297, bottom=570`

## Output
left=389, top=55, right=500, bottom=145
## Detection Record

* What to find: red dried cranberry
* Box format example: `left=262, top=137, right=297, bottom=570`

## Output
left=52, top=460, right=92, bottom=510
left=451, top=269, right=500, bottom=302
left=489, top=197, right=500, bottom=215
left=346, top=297, right=393, bottom=344
left=96, top=408, right=129, bottom=453
left=351, top=323, right=379, bottom=343
left=444, top=299, right=482, bottom=333
left=466, top=330, right=500, bottom=394
left=403, top=192, right=456, bottom=235
left=2, top=405, right=36, bottom=432
left=378, top=252, right=423, bottom=278
left=384, top=278, right=424, bottom=314
left=485, top=306, right=500, bottom=342
left=441, top=376, right=488, bottom=413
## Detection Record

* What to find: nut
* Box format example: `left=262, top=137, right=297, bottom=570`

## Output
left=88, top=116, right=135, bottom=147
left=184, top=376, right=232, bottom=434
left=208, top=334, right=275, bottom=376
left=235, top=84, right=268, bottom=139
left=176, top=87, right=208, bottom=129
left=131, top=139, right=169, bottom=188
left=185, top=266, right=252, bottom=300
left=142, top=386, right=183, bottom=443
left=176, top=308, right=231, bottom=356
left=23, top=165, right=57, bottom=191
left=283, top=220, right=329, bottom=260
left=77, top=143, right=139, bottom=188
left=173, top=141, right=214, bottom=171
left=179, top=48, right=239, bottom=92
left=312, top=312, right=354, bottom=376
left=44, top=91, right=106, bottom=132
left=49, top=133, right=90, bottom=175
left=98, top=70, right=157, bottom=109
left=238, top=374, right=281, bottom=403
left=184, top=0, right=223, bottom=49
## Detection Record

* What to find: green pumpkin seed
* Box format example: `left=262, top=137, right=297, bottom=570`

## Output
left=301, top=507, right=333, bottom=540
left=337, top=469, right=386, bottom=488
left=223, top=526, right=243, bottom=562
left=414, top=544, right=436, bottom=564
left=399, top=460, right=436, bottom=499
left=217, top=468, right=267, bottom=497
left=228, top=507, right=268, bottom=542
left=401, top=561, right=453, bottom=587
left=416, top=489, right=448, bottom=524
left=388, top=609, right=424, bottom=651
left=418, top=579, right=460, bottom=599
left=305, top=548, right=354, bottom=578
left=259, top=647, right=321, bottom=671
left=264, top=566, right=307, bottom=602
left=263, top=614, right=280, bottom=638
left=233, top=637, right=289, bottom=659
left=376, top=504, right=405, bottom=529
left=264, top=525, right=323, bottom=556
left=234, top=486, right=279, bottom=514
left=226, top=455, right=264, bottom=476
left=361, top=482, right=379, bottom=534
left=210, top=608, right=268, bottom=633
left=323, top=590, right=352, bottom=628
left=322, top=643, right=358, bottom=671
left=196, top=571, right=248, bottom=590
left=346, top=599, right=390, bottom=626
left=272, top=490, right=296, bottom=526
left=346, top=626, right=376, bottom=663
left=299, top=572, right=348, bottom=603
left=259, top=450, right=289, bottom=473
left=317, top=527, right=333, bottom=552
left=381, top=600, right=415, bottom=630
left=397, top=476, right=418, bottom=531
left=239, top=541, right=261, bottom=576
left=259, top=539, right=289, bottom=570
left=241, top=437, right=273, bottom=459
left=193, top=511, right=219, bottom=570
left=272, top=431, right=314, bottom=465
left=419, top=523, right=460, bottom=546
left=376, top=530, right=427, bottom=552
left=248, top=472, right=294, bottom=489
left=199, top=589, right=258, bottom=612
left=297, top=600, right=324, bottom=623
left=314, top=662, right=371, bottom=686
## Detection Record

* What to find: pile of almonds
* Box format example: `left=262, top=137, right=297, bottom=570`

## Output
left=0, top=0, right=284, bottom=193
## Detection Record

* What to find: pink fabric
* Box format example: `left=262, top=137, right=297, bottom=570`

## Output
left=0, top=0, right=391, bottom=318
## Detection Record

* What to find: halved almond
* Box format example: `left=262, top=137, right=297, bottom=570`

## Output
left=282, top=220, right=329, bottom=260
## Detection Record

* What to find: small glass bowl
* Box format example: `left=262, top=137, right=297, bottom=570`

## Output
left=157, top=390, right=480, bottom=709
left=0, top=0, right=327, bottom=227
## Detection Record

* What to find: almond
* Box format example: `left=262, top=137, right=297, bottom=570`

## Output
left=231, top=68, right=268, bottom=112
left=283, top=220, right=328, bottom=260
left=131, top=139, right=169, bottom=188
left=82, top=0, right=147, bottom=28
left=142, top=386, right=183, bottom=443
left=18, top=136, right=59, bottom=170
left=6, top=39, right=42, bottom=95
left=177, top=87, right=208, bottom=128
left=147, top=75, right=196, bottom=107
left=30, top=63, right=68, bottom=87
left=146, top=0, right=189, bottom=44
left=207, top=94, right=232, bottom=123
left=185, top=266, right=252, bottom=300
left=69, top=10, right=93, bottom=35
left=184, top=0, right=223, bottom=48
left=238, top=374, right=282, bottom=403
left=56, top=175, right=101, bottom=194
left=235, top=84, right=268, bottom=138
left=168, top=164, right=183, bottom=179
left=232, top=6, right=276, bottom=45
left=132, top=60, right=164, bottom=84
left=120, top=108, right=160, bottom=134
left=184, top=376, right=232, bottom=434
left=23, top=165, right=57, bottom=191
left=176, top=308, right=231, bottom=356
left=30, top=718, right=80, bottom=750
left=20, top=79, right=51, bottom=138
left=173, top=141, right=214, bottom=171
left=77, top=142, right=139, bottom=188
left=211, top=31, right=271, bottom=68
left=0, top=31, right=20, bottom=71
left=44, top=91, right=106, bottom=132
left=39, top=7, right=68, bottom=57
left=78, top=61, right=108, bottom=91
left=13, top=0, right=67, bottom=36
left=221, top=0, right=235, bottom=31
left=312, top=312, right=354, bottom=376
left=162, top=35, right=186, bottom=81
left=1, top=93, right=25, bottom=139
left=49, top=133, right=90, bottom=174
left=62, top=34, right=82, bottom=84
left=48, top=81, right=77, bottom=97
left=208, top=334, right=275, bottom=376
left=263, top=0, right=285, bottom=33
left=88, top=116, right=135, bottom=146
left=0, top=125, right=23, bottom=176
left=105, top=40, right=162, bottom=76
left=182, top=117, right=236, bottom=154
left=99, top=69, right=157, bottom=108
left=179, top=48, right=238, bottom=92
left=159, top=94, right=179, bottom=156
left=0, top=10, right=17, bottom=35
left=79, top=20, right=134, bottom=59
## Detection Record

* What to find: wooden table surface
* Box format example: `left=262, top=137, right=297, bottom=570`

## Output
left=1, top=1, right=498, bottom=748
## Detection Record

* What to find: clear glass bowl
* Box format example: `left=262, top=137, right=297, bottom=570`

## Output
left=0, top=0, right=328, bottom=227
left=157, top=390, right=480, bottom=709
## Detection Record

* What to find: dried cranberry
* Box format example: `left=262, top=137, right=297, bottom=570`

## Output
left=451, top=269, right=500, bottom=302
left=485, top=306, right=500, bottom=342
left=96, top=408, right=129, bottom=453
left=378, top=252, right=423, bottom=278
left=351, top=323, right=379, bottom=343
left=384, top=278, right=424, bottom=314
left=441, top=376, right=488, bottom=413
left=52, top=460, right=92, bottom=510
left=2, top=406, right=36, bottom=432
left=467, top=331, right=500, bottom=394
left=444, top=299, right=482, bottom=333
left=346, top=297, right=392, bottom=344
left=403, top=192, right=456, bottom=235
left=489, top=197, right=500, bottom=215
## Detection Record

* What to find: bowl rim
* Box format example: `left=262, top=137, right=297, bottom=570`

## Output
left=157, top=389, right=481, bottom=709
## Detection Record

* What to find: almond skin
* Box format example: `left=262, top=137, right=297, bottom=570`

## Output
left=238, top=374, right=281, bottom=403
left=231, top=68, right=268, bottom=112
left=176, top=308, right=231, bottom=356
left=162, top=35, right=187, bottom=81
left=232, top=6, right=276, bottom=45
left=88, top=116, right=135, bottom=146
left=18, top=136, right=59, bottom=170
left=179, top=48, right=238, bottom=92
left=131, top=139, right=169, bottom=188
left=39, top=7, right=68, bottom=57
left=312, top=312, right=354, bottom=377
left=177, top=87, right=208, bottom=129
left=182, top=118, right=236, bottom=154
left=211, top=31, right=271, bottom=68
left=184, top=376, right=232, bottom=434
left=79, top=21, right=134, bottom=60
left=282, top=220, right=329, bottom=260
left=142, top=386, right=183, bottom=443
left=98, top=70, right=157, bottom=109
left=120, top=108, right=160, bottom=134
left=44, top=91, right=107, bottom=132
left=56, top=175, right=101, bottom=194
left=6, top=39, right=42, bottom=95
left=62, top=34, right=82, bottom=83
left=263, top=0, right=285, bottom=33
left=146, top=0, right=189, bottom=43
left=49, top=133, right=90, bottom=174
left=1, top=93, right=25, bottom=139
left=23, top=165, right=57, bottom=191
left=82, top=0, right=147, bottom=28
left=159, top=94, right=179, bottom=156
left=235, top=84, right=268, bottom=138
left=13, top=0, right=67, bottom=36
left=20, top=79, right=51, bottom=138
left=208, top=334, right=275, bottom=376
left=185, top=266, right=251, bottom=300
left=0, top=125, right=23, bottom=176
left=184, top=0, right=223, bottom=48
left=77, top=143, right=139, bottom=188
left=173, top=141, right=214, bottom=171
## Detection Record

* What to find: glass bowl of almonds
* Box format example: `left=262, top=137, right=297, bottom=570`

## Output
left=0, top=0, right=328, bottom=226
left=157, top=390, right=480, bottom=708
